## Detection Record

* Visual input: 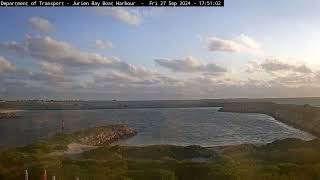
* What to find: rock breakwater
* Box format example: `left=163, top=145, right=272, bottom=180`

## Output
left=77, top=124, right=137, bottom=146
left=0, top=112, right=19, bottom=119
left=219, top=102, right=320, bottom=137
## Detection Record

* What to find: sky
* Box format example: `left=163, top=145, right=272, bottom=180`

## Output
left=1, top=1, right=320, bottom=100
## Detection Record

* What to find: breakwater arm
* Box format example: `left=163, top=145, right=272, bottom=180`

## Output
left=219, top=102, right=320, bottom=137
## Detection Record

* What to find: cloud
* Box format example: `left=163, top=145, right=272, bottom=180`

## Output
left=94, top=71, right=136, bottom=83
left=206, top=37, right=241, bottom=52
left=155, top=56, right=226, bottom=74
left=0, top=64, right=73, bottom=88
left=237, top=34, right=261, bottom=50
left=0, top=41, right=27, bottom=55
left=0, top=36, right=155, bottom=78
left=245, top=60, right=260, bottom=73
left=0, top=56, right=15, bottom=73
left=39, top=62, right=65, bottom=74
left=2, top=35, right=320, bottom=100
left=25, top=37, right=155, bottom=78
left=0, top=36, right=120, bottom=67
left=271, top=74, right=313, bottom=86
left=93, top=71, right=161, bottom=86
left=245, top=58, right=317, bottom=88
left=0, top=36, right=158, bottom=91
left=119, top=63, right=156, bottom=77
left=95, top=7, right=161, bottom=26
left=206, top=34, right=263, bottom=55
left=28, top=17, right=54, bottom=33
left=261, top=58, right=312, bottom=74
left=1, top=58, right=320, bottom=100
left=94, top=39, right=113, bottom=49
left=246, top=58, right=313, bottom=75
left=95, top=7, right=141, bottom=25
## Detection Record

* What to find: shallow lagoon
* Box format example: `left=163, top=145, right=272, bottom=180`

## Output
left=0, top=107, right=314, bottom=147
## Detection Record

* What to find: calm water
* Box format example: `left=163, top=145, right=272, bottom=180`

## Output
left=0, top=107, right=314, bottom=147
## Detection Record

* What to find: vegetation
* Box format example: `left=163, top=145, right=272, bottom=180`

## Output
left=1, top=125, right=320, bottom=179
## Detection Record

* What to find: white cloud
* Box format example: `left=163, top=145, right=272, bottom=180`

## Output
left=0, top=36, right=120, bottom=66
left=261, top=58, right=312, bottom=74
left=245, top=60, right=260, bottom=73
left=0, top=41, right=27, bottom=55
left=95, top=7, right=141, bottom=25
left=28, top=17, right=54, bottom=33
left=245, top=58, right=317, bottom=88
left=155, top=56, right=226, bottom=74
left=94, top=7, right=160, bottom=26
left=0, top=36, right=158, bottom=89
left=247, top=58, right=313, bottom=75
left=39, top=62, right=65, bottom=74
left=94, top=71, right=136, bottom=83
left=93, top=71, right=162, bottom=86
left=0, top=56, right=15, bottom=73
left=94, top=39, right=113, bottom=49
left=237, top=34, right=261, bottom=50
left=206, top=34, right=263, bottom=55
left=271, top=74, right=313, bottom=86
left=2, top=34, right=320, bottom=99
left=206, top=37, right=241, bottom=52
left=1, top=57, right=320, bottom=99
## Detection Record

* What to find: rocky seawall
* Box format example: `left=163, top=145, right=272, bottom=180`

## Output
left=76, top=124, right=137, bottom=146
left=0, top=112, right=20, bottom=119
left=219, top=102, right=320, bottom=137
